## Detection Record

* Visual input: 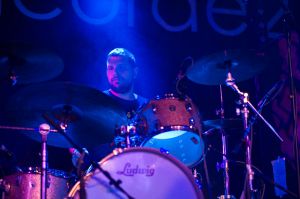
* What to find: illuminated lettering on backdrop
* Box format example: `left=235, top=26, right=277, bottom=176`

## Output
left=14, top=0, right=61, bottom=20
left=267, top=0, right=288, bottom=39
left=0, top=0, right=288, bottom=38
left=72, top=0, right=120, bottom=25
left=206, top=0, right=247, bottom=36
left=152, top=0, right=197, bottom=32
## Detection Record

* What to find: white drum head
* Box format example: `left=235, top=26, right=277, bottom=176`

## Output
left=142, top=130, right=204, bottom=167
left=68, top=147, right=204, bottom=199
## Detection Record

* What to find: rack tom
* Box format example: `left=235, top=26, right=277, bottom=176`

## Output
left=138, top=94, right=204, bottom=167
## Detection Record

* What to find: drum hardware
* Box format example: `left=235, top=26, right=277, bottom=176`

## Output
left=114, top=124, right=140, bottom=148
left=193, top=168, right=203, bottom=190
left=0, top=125, right=58, bottom=133
left=212, top=84, right=236, bottom=199
left=42, top=113, right=135, bottom=199
left=225, top=71, right=283, bottom=199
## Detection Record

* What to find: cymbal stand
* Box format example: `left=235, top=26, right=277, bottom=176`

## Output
left=217, top=85, right=235, bottom=199
left=225, top=72, right=283, bottom=199
left=42, top=113, right=134, bottom=199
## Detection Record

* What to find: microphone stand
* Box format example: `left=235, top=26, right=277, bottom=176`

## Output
left=225, top=72, right=283, bottom=199
left=39, top=124, right=51, bottom=199
left=42, top=113, right=134, bottom=199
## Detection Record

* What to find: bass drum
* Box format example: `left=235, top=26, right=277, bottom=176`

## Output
left=68, top=147, right=204, bottom=199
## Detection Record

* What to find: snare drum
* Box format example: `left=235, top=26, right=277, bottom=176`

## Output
left=2, top=167, right=71, bottom=199
left=68, top=147, right=204, bottom=199
left=137, top=94, right=204, bottom=167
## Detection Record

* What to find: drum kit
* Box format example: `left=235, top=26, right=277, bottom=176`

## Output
left=0, top=46, right=282, bottom=199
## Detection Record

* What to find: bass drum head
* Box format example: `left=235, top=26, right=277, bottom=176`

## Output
left=68, top=147, right=204, bottom=199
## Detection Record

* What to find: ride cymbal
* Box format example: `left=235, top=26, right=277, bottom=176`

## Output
left=3, top=81, right=127, bottom=149
left=0, top=42, right=64, bottom=85
left=186, top=49, right=267, bottom=85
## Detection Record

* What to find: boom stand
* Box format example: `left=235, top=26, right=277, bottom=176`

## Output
left=225, top=72, right=283, bottom=199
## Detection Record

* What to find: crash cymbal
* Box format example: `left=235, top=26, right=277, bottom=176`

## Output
left=203, top=118, right=243, bottom=130
left=186, top=49, right=267, bottom=85
left=0, top=42, right=64, bottom=84
left=3, top=81, right=128, bottom=149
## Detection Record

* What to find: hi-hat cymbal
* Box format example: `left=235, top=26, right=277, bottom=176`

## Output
left=3, top=81, right=127, bottom=149
left=186, top=49, right=267, bottom=85
left=203, top=118, right=243, bottom=130
left=0, top=42, right=64, bottom=84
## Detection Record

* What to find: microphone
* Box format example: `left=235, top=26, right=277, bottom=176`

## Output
left=39, top=123, right=51, bottom=135
left=39, top=123, right=51, bottom=142
left=258, top=80, right=285, bottom=107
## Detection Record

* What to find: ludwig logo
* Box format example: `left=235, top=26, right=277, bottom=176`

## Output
left=117, top=163, right=155, bottom=177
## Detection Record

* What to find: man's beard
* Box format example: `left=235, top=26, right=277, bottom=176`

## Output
left=110, top=82, right=133, bottom=94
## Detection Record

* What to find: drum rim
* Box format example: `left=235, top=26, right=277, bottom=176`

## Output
left=4, top=167, right=73, bottom=179
left=68, top=147, right=203, bottom=198
left=152, top=93, right=190, bottom=100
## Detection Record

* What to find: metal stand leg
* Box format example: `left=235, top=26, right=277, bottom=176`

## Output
left=39, top=124, right=50, bottom=199
left=217, top=85, right=236, bottom=199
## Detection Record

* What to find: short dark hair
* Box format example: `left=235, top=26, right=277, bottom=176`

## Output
left=107, top=48, right=136, bottom=67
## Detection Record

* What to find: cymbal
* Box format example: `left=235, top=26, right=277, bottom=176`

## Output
left=186, top=49, right=267, bottom=85
left=3, top=82, right=127, bottom=149
left=0, top=42, right=64, bottom=84
left=203, top=118, right=243, bottom=130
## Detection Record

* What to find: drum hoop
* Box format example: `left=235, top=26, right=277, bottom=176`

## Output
left=68, top=147, right=202, bottom=198
left=155, top=125, right=199, bottom=133
left=153, top=94, right=189, bottom=100
left=10, top=167, right=72, bottom=179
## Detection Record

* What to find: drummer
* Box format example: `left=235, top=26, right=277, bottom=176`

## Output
left=103, top=47, right=148, bottom=118
left=71, top=48, right=149, bottom=166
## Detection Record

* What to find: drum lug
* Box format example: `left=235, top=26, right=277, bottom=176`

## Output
left=154, top=119, right=161, bottom=132
left=47, top=175, right=51, bottom=188
left=16, top=175, right=21, bottom=186
left=151, top=103, right=157, bottom=113
left=113, top=148, right=124, bottom=156
left=159, top=147, right=170, bottom=154
left=0, top=179, right=11, bottom=193
left=185, top=103, right=193, bottom=112
left=189, top=117, right=195, bottom=127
